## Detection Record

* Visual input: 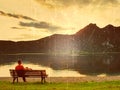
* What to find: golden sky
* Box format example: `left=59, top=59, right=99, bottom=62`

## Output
left=0, top=0, right=120, bottom=41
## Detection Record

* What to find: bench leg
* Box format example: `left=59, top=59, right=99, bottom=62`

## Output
left=13, top=77, right=18, bottom=83
left=41, top=77, right=46, bottom=84
left=17, top=77, right=18, bottom=82
left=41, top=77, right=43, bottom=83
left=44, top=77, right=46, bottom=83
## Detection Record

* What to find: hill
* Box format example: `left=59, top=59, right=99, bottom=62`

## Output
left=0, top=23, right=120, bottom=54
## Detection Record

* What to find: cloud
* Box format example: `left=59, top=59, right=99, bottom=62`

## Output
left=0, top=10, right=36, bottom=21
left=93, top=0, right=119, bottom=6
left=35, top=0, right=91, bottom=8
left=11, top=27, right=26, bottom=29
left=35, top=0, right=120, bottom=8
left=19, top=21, right=63, bottom=31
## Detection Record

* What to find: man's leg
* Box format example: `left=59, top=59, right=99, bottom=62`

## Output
left=22, top=77, right=26, bottom=82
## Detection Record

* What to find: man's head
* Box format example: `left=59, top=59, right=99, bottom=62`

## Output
left=18, top=60, right=22, bottom=65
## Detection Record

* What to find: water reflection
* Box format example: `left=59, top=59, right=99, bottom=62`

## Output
left=0, top=54, right=120, bottom=77
left=0, top=63, right=85, bottom=77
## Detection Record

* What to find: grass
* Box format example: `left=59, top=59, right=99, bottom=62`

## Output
left=0, top=81, right=120, bottom=90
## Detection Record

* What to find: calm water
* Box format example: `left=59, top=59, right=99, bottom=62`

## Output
left=0, top=54, right=120, bottom=77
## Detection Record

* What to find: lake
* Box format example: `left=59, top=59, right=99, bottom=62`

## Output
left=0, top=53, right=120, bottom=77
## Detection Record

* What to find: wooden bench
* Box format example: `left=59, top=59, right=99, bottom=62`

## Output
left=9, top=69, right=48, bottom=83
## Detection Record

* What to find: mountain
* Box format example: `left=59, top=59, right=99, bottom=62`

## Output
left=0, top=23, right=120, bottom=54
left=75, top=23, right=120, bottom=52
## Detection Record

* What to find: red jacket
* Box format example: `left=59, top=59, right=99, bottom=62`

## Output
left=15, top=64, right=24, bottom=70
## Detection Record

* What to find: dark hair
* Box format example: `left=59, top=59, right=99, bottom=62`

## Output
left=18, top=60, right=22, bottom=64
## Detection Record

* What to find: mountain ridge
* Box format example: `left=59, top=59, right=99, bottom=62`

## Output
left=0, top=23, right=120, bottom=54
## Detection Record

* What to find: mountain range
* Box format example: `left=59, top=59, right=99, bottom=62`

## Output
left=0, top=23, right=120, bottom=54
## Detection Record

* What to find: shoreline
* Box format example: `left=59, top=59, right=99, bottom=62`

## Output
left=0, top=76, right=120, bottom=83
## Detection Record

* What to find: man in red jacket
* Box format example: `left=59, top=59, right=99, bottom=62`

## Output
left=15, top=60, right=26, bottom=82
left=15, top=60, right=25, bottom=70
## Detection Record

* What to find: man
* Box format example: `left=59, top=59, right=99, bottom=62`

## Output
left=15, top=60, right=24, bottom=70
left=15, top=60, right=26, bottom=82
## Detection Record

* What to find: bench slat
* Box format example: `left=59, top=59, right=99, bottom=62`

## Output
left=9, top=69, right=48, bottom=77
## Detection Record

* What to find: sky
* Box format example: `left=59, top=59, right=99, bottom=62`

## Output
left=0, top=0, right=120, bottom=41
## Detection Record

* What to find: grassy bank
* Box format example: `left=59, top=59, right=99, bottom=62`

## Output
left=0, top=81, right=120, bottom=90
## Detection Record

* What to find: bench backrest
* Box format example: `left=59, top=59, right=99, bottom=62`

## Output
left=9, top=69, right=47, bottom=77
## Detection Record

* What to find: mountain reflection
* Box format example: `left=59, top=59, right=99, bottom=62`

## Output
left=0, top=54, right=120, bottom=75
